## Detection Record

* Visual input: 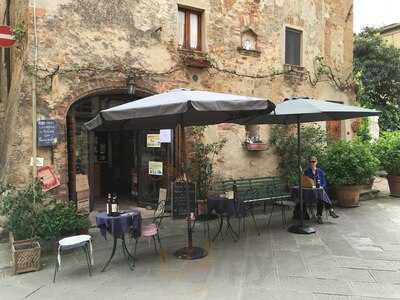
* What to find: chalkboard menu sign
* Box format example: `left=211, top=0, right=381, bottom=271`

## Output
left=171, top=182, right=196, bottom=219
left=37, top=120, right=58, bottom=147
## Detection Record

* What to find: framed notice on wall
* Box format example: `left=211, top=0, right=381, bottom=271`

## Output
left=149, top=161, right=163, bottom=176
left=146, top=134, right=161, bottom=148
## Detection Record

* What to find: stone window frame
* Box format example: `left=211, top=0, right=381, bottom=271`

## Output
left=177, top=5, right=204, bottom=52
left=283, top=25, right=303, bottom=67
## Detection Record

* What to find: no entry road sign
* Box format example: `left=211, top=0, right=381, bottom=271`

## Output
left=0, top=26, right=16, bottom=48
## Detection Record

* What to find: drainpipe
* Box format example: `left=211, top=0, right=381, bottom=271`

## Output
left=32, top=0, right=38, bottom=180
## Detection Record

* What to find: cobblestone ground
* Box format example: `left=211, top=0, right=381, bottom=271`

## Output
left=1, top=193, right=400, bottom=300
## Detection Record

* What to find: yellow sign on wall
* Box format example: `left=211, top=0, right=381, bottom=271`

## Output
left=147, top=134, right=161, bottom=148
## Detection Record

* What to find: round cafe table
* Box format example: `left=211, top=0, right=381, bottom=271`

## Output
left=96, top=210, right=142, bottom=272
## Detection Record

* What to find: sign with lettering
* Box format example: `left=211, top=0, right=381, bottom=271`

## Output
left=171, top=182, right=196, bottom=219
left=149, top=161, right=163, bottom=176
left=37, top=120, right=58, bottom=146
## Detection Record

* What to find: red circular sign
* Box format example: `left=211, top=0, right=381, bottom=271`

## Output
left=0, top=26, right=16, bottom=47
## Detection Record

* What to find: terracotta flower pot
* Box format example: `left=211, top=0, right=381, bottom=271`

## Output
left=388, top=175, right=400, bottom=197
left=334, top=185, right=362, bottom=208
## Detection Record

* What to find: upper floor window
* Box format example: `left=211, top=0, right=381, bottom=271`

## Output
left=285, top=27, right=302, bottom=66
left=178, top=7, right=202, bottom=51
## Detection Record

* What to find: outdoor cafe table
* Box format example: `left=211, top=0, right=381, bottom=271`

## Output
left=291, top=186, right=332, bottom=218
left=96, top=210, right=142, bottom=272
left=206, top=195, right=239, bottom=242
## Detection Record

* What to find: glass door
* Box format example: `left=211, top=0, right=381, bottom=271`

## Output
left=137, top=129, right=174, bottom=208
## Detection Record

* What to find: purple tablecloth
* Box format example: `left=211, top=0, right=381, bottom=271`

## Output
left=291, top=187, right=332, bottom=205
left=207, top=195, right=237, bottom=216
left=96, top=210, right=142, bottom=240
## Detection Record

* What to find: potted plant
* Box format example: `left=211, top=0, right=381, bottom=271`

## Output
left=37, top=201, right=90, bottom=253
left=0, top=181, right=49, bottom=274
left=373, top=131, right=400, bottom=196
left=323, top=140, right=379, bottom=207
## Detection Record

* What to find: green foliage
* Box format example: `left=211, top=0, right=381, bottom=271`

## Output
left=187, top=126, right=227, bottom=199
left=12, top=23, right=26, bottom=43
left=356, top=118, right=372, bottom=143
left=0, top=181, right=50, bottom=240
left=269, top=124, right=328, bottom=185
left=324, top=140, right=379, bottom=186
left=373, top=131, right=400, bottom=176
left=354, top=27, right=400, bottom=131
left=0, top=181, right=90, bottom=241
left=36, top=202, right=90, bottom=241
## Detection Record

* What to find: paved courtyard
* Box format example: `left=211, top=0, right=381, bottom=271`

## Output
left=2, top=193, right=400, bottom=299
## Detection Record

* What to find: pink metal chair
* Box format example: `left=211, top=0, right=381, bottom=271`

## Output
left=133, top=188, right=167, bottom=257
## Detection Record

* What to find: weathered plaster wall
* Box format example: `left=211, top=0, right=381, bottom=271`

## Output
left=4, top=0, right=355, bottom=200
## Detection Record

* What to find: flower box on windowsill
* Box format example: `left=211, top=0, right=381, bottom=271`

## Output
left=178, top=49, right=211, bottom=69
left=244, top=142, right=268, bottom=151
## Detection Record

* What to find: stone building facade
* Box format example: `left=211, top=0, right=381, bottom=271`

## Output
left=380, top=23, right=400, bottom=48
left=0, top=0, right=355, bottom=208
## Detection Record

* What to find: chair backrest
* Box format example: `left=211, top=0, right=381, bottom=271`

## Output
left=153, top=188, right=167, bottom=225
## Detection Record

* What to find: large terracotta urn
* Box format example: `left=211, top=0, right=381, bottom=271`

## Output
left=334, top=185, right=363, bottom=208
left=388, top=175, right=400, bottom=197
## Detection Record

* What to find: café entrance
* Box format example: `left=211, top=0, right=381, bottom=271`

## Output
left=67, top=91, right=177, bottom=212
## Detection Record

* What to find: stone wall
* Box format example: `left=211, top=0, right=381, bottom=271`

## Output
left=2, top=0, right=355, bottom=201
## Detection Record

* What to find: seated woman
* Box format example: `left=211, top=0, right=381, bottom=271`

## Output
left=304, top=156, right=339, bottom=224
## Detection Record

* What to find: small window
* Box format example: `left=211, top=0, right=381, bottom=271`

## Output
left=178, top=7, right=202, bottom=51
left=285, top=27, right=302, bottom=66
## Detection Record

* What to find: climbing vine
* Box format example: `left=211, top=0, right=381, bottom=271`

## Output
left=25, top=55, right=353, bottom=92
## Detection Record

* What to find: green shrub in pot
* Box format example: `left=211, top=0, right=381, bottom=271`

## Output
left=323, top=140, right=379, bottom=207
left=0, top=181, right=49, bottom=240
left=324, top=140, right=379, bottom=186
left=373, top=131, right=400, bottom=176
left=373, top=131, right=400, bottom=196
left=36, top=202, right=90, bottom=241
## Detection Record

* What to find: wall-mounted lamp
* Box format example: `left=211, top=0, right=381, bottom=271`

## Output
left=126, top=74, right=136, bottom=96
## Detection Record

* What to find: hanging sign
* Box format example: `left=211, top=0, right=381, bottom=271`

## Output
left=160, top=129, right=172, bottom=143
left=37, top=120, right=58, bottom=146
left=0, top=26, right=16, bottom=48
left=148, top=161, right=163, bottom=176
left=37, top=166, right=60, bottom=192
left=147, top=134, right=161, bottom=148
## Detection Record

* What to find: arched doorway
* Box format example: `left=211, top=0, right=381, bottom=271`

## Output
left=66, top=90, right=176, bottom=212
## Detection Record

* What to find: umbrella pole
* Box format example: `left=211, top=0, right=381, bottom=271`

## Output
left=288, top=117, right=316, bottom=234
left=174, top=121, right=208, bottom=260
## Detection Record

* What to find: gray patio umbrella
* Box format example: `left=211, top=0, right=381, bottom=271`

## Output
left=85, top=88, right=275, bottom=259
left=239, top=97, right=380, bottom=234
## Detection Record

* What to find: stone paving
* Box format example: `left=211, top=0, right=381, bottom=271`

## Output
left=1, top=194, right=400, bottom=299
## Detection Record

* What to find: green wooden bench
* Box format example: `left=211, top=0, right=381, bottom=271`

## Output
left=213, top=176, right=292, bottom=234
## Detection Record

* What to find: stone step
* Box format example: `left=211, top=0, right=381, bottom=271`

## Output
left=359, top=189, right=381, bottom=201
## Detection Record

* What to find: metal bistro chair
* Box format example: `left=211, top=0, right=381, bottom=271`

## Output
left=133, top=188, right=167, bottom=258
left=53, top=235, right=93, bottom=283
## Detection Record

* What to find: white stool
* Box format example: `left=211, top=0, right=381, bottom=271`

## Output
left=53, top=235, right=93, bottom=283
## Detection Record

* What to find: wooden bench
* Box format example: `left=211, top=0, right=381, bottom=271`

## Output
left=213, top=176, right=292, bottom=234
